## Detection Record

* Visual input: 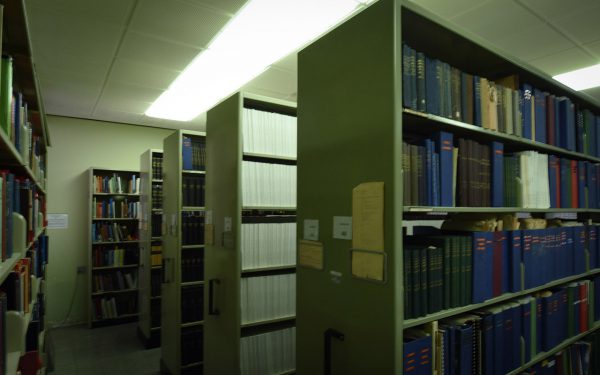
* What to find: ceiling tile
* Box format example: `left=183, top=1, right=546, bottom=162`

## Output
left=109, top=59, right=181, bottom=90
left=551, top=5, right=600, bottom=44
left=95, top=96, right=153, bottom=114
left=130, top=0, right=230, bottom=48
left=518, top=0, right=599, bottom=22
left=118, top=32, right=202, bottom=71
left=181, top=0, right=247, bottom=16
left=26, top=0, right=136, bottom=26
left=493, top=23, right=576, bottom=61
left=583, top=39, right=600, bottom=58
left=137, top=114, right=206, bottom=131
left=91, top=109, right=144, bottom=125
left=412, top=0, right=492, bottom=19
left=450, top=0, right=545, bottom=41
left=101, top=81, right=164, bottom=103
left=27, top=6, right=123, bottom=65
left=527, top=47, right=597, bottom=76
left=272, top=53, right=297, bottom=73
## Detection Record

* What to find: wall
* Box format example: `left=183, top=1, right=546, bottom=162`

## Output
left=46, top=115, right=173, bottom=326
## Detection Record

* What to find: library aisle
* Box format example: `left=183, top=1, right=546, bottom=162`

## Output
left=48, top=323, right=160, bottom=375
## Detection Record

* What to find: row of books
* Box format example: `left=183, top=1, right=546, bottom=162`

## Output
left=404, top=278, right=599, bottom=375
left=182, top=136, right=206, bottom=171
left=240, top=274, right=296, bottom=324
left=404, top=224, right=600, bottom=319
left=92, top=246, right=138, bottom=268
left=92, top=270, right=138, bottom=292
left=402, top=44, right=600, bottom=157
left=152, top=155, right=163, bottom=180
left=92, top=197, right=140, bottom=219
left=182, top=175, right=205, bottom=207
left=182, top=250, right=203, bottom=282
left=181, top=285, right=203, bottom=324
left=151, top=184, right=162, bottom=209
left=92, top=222, right=138, bottom=243
left=181, top=213, right=204, bottom=246
left=522, top=340, right=593, bottom=375
left=1, top=56, right=47, bottom=182
left=93, top=173, right=140, bottom=194
left=27, top=234, right=49, bottom=278
left=242, top=161, right=296, bottom=208
left=181, top=327, right=203, bottom=366
left=240, top=327, right=296, bottom=375
left=242, top=108, right=297, bottom=158
left=150, top=251, right=162, bottom=267
left=403, top=131, right=600, bottom=208
left=92, top=295, right=137, bottom=320
left=1, top=257, right=32, bottom=313
left=241, top=223, right=296, bottom=270
left=151, top=213, right=162, bottom=237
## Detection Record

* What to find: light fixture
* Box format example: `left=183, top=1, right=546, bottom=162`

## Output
left=145, top=0, right=376, bottom=121
left=553, top=63, right=600, bottom=91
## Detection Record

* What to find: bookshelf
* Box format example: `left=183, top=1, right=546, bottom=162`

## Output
left=205, top=92, right=297, bottom=374
left=138, top=149, right=163, bottom=348
left=296, top=0, right=600, bottom=373
left=0, top=0, right=50, bottom=372
left=88, top=167, right=140, bottom=328
left=161, top=130, right=206, bottom=375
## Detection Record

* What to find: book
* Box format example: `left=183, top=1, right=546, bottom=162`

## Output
left=403, top=329, right=433, bottom=375
left=534, top=89, right=547, bottom=143
left=521, top=84, right=534, bottom=140
left=435, top=131, right=454, bottom=207
left=491, top=142, right=504, bottom=207
left=472, top=232, right=493, bottom=303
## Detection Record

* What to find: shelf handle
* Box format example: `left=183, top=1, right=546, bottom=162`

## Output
left=208, top=278, right=220, bottom=315
left=324, top=328, right=345, bottom=375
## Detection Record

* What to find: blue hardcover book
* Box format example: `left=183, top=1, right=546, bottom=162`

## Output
left=460, top=72, right=468, bottom=123
left=522, top=230, right=534, bottom=289
left=476, top=311, right=494, bottom=374
left=548, top=155, right=560, bottom=208
left=416, top=52, right=426, bottom=112
left=425, top=57, right=438, bottom=115
left=530, top=230, right=543, bottom=287
left=533, top=89, right=547, bottom=143
left=432, top=152, right=440, bottom=206
left=435, top=131, right=454, bottom=207
left=491, top=141, right=504, bottom=207
left=474, top=75, right=482, bottom=127
left=560, top=158, right=571, bottom=208
left=403, top=332, right=432, bottom=375
left=5, top=173, right=13, bottom=258
left=540, top=291, right=554, bottom=351
left=443, top=63, right=452, bottom=119
left=577, top=109, right=585, bottom=153
left=182, top=136, right=193, bottom=170
left=410, top=48, right=418, bottom=111
left=536, top=298, right=542, bottom=354
left=457, top=324, right=473, bottom=375
left=566, top=227, right=575, bottom=276
left=578, top=160, right=586, bottom=208
left=500, top=231, right=509, bottom=295
left=574, top=226, right=586, bottom=275
left=589, top=226, right=598, bottom=270
left=556, top=287, right=568, bottom=344
left=559, top=97, right=576, bottom=151
left=508, top=303, right=522, bottom=372
left=590, top=113, right=597, bottom=157
left=554, top=96, right=561, bottom=149
left=508, top=230, right=522, bottom=292
left=492, top=307, right=505, bottom=375
left=472, top=231, right=494, bottom=303
left=520, top=84, right=533, bottom=140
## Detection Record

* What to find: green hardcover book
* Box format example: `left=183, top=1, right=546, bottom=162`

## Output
left=402, top=142, right=411, bottom=205
left=0, top=56, right=11, bottom=139
left=530, top=296, right=537, bottom=358
left=403, top=246, right=412, bottom=318
left=420, top=246, right=428, bottom=316
left=463, top=236, right=473, bottom=305
left=450, top=236, right=461, bottom=308
left=411, top=245, right=422, bottom=317
left=442, top=237, right=452, bottom=310
left=430, top=245, right=443, bottom=313
left=409, top=144, right=419, bottom=206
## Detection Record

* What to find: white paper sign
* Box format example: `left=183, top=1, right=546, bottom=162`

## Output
left=47, top=213, right=68, bottom=229
left=206, top=210, right=213, bottom=225
left=304, top=219, right=319, bottom=241
left=333, top=216, right=352, bottom=240
left=224, top=217, right=232, bottom=232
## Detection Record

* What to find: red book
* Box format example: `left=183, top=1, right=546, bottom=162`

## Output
left=579, top=282, right=589, bottom=332
left=546, top=95, right=556, bottom=146
left=571, top=160, right=579, bottom=208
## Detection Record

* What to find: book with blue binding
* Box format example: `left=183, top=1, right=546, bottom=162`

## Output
left=474, top=75, right=482, bottom=127
left=472, top=231, right=493, bottom=304
left=491, top=142, right=504, bottom=207
left=403, top=329, right=432, bottom=375
left=182, top=136, right=193, bottom=170
left=425, top=56, right=438, bottom=115
left=533, top=89, right=547, bottom=144
left=520, top=84, right=534, bottom=140
left=548, top=155, right=560, bottom=208
left=434, top=131, right=454, bottom=207
left=507, top=230, right=522, bottom=292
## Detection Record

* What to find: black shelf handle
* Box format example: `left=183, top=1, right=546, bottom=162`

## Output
left=324, top=328, right=345, bottom=375
left=208, top=278, right=220, bottom=315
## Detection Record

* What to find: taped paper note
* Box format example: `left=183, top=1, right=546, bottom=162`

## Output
left=303, top=219, right=319, bottom=241
left=205, top=224, right=215, bottom=246
left=351, top=249, right=385, bottom=282
left=352, top=182, right=384, bottom=251
left=298, top=240, right=324, bottom=270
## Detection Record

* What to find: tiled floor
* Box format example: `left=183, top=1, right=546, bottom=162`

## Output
left=48, top=323, right=161, bottom=375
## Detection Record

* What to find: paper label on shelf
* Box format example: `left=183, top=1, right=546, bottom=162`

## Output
left=298, top=240, right=324, bottom=270
left=47, top=214, right=68, bottom=229
left=333, top=216, right=352, bottom=240
left=352, top=182, right=384, bottom=251
left=330, top=270, right=342, bottom=284
left=205, top=224, right=215, bottom=246
left=303, top=219, right=319, bottom=241
left=351, top=249, right=385, bottom=282
left=224, top=216, right=232, bottom=232
left=206, top=210, right=213, bottom=225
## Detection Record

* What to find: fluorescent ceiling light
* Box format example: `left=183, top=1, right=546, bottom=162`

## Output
left=146, top=0, right=375, bottom=121
left=553, top=63, right=600, bottom=91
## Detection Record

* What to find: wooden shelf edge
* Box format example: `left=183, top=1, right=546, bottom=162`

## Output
left=181, top=321, right=204, bottom=328
left=91, top=288, right=139, bottom=296
left=240, top=315, right=296, bottom=329
left=403, top=269, right=600, bottom=329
